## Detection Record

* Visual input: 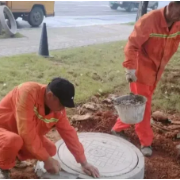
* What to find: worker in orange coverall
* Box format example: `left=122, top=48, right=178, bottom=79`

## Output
left=111, top=1, right=180, bottom=157
left=0, top=77, right=100, bottom=179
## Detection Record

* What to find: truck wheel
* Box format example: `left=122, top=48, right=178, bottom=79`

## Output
left=0, top=5, right=17, bottom=35
left=110, top=4, right=118, bottom=10
left=13, top=14, right=19, bottom=20
left=28, top=6, right=44, bottom=27
left=125, top=3, right=133, bottom=12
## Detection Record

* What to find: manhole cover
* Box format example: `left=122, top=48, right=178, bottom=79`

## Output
left=35, top=133, right=144, bottom=179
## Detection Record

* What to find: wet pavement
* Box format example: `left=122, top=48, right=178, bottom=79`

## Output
left=15, top=1, right=169, bottom=29
left=16, top=1, right=136, bottom=29
left=18, top=1, right=169, bottom=29
left=17, top=14, right=136, bottom=29
left=0, top=24, right=133, bottom=57
left=1, top=1, right=170, bottom=57
left=16, top=1, right=170, bottom=29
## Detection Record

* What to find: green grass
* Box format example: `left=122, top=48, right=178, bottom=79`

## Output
left=0, top=32, right=24, bottom=39
left=152, top=49, right=180, bottom=112
left=125, top=22, right=135, bottom=26
left=0, top=41, right=180, bottom=112
left=0, top=41, right=127, bottom=103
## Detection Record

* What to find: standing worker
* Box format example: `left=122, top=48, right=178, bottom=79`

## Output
left=111, top=1, right=180, bottom=157
left=0, top=77, right=100, bottom=179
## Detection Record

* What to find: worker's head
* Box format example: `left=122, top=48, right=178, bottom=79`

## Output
left=167, top=1, right=180, bottom=22
left=45, top=77, right=75, bottom=112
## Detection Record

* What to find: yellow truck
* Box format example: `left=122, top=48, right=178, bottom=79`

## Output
left=0, top=1, right=55, bottom=27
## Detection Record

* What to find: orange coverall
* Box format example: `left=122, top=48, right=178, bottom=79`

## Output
left=0, top=82, right=86, bottom=170
left=113, top=7, right=180, bottom=146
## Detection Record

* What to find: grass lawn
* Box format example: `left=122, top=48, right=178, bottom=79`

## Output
left=0, top=41, right=127, bottom=103
left=152, top=49, right=180, bottom=112
left=0, top=32, right=23, bottom=39
left=0, top=41, right=180, bottom=112
left=125, top=22, right=135, bottom=26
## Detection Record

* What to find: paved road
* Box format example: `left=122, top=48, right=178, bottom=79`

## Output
left=0, top=1, right=170, bottom=57
left=17, top=1, right=169, bottom=29
left=0, top=24, right=133, bottom=57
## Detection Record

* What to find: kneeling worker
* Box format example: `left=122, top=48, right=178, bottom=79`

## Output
left=0, top=77, right=100, bottom=179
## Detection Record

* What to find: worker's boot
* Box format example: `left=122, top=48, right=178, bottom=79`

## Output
left=0, top=169, right=10, bottom=179
left=111, top=129, right=129, bottom=140
left=141, top=146, right=152, bottom=157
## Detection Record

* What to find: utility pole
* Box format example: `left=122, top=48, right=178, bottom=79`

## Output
left=136, top=1, right=149, bottom=21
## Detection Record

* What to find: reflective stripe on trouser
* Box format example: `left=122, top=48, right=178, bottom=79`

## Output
left=0, top=128, right=56, bottom=169
left=112, top=82, right=156, bottom=146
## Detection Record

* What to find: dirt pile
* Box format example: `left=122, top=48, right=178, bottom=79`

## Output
left=72, top=105, right=180, bottom=178
left=151, top=111, right=180, bottom=139
left=10, top=95, right=180, bottom=179
left=73, top=111, right=117, bottom=133
left=10, top=160, right=37, bottom=179
left=124, top=126, right=180, bottom=179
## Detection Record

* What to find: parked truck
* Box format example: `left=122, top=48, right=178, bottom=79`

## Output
left=109, top=1, right=158, bottom=12
left=0, top=1, right=55, bottom=27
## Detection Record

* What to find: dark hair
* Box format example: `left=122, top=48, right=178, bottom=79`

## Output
left=174, top=1, right=180, bottom=4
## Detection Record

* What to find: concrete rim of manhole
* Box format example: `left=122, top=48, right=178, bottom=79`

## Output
left=35, top=132, right=144, bottom=179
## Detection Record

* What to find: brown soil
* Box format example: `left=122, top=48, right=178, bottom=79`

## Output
left=10, top=96, right=180, bottom=179
left=73, top=111, right=117, bottom=133
left=73, top=113, right=180, bottom=179
left=11, top=163, right=37, bottom=179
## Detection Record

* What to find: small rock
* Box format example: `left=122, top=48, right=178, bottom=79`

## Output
left=108, top=94, right=118, bottom=100
left=102, top=98, right=112, bottom=104
left=83, top=103, right=96, bottom=111
left=90, top=96, right=99, bottom=103
left=82, top=102, right=101, bottom=111
left=71, top=114, right=92, bottom=121
left=77, top=106, right=87, bottom=115
left=152, top=111, right=168, bottom=122
left=107, top=104, right=113, bottom=108
left=177, top=132, right=180, bottom=139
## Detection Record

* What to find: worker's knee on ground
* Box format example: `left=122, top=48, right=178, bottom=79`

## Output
left=0, top=133, right=23, bottom=170
left=4, top=133, right=23, bottom=151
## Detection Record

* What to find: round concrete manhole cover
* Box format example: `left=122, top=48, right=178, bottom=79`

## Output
left=36, top=133, right=144, bottom=179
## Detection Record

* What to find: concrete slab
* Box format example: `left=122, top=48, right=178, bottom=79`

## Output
left=35, top=132, right=144, bottom=179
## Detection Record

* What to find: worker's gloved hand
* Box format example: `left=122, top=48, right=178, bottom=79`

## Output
left=44, top=157, right=61, bottom=174
left=81, top=161, right=100, bottom=178
left=125, top=69, right=137, bottom=82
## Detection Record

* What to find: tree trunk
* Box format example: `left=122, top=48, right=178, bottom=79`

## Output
left=136, top=1, right=149, bottom=21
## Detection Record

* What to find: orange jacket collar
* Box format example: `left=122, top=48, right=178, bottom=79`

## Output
left=160, top=7, right=168, bottom=28
left=38, top=85, right=46, bottom=105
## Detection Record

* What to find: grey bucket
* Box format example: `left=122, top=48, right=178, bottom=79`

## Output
left=113, top=94, right=147, bottom=124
